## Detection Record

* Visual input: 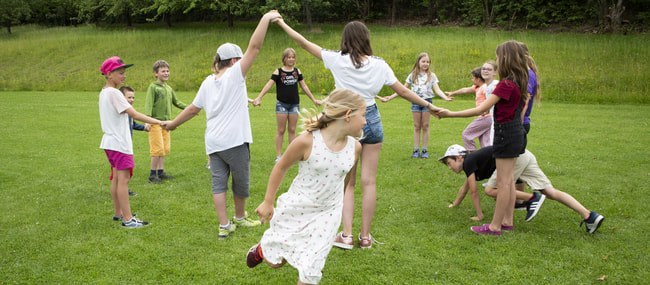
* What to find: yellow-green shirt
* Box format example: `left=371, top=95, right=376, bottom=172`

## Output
left=143, top=81, right=187, bottom=120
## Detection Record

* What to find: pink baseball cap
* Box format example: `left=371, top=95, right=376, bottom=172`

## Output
left=101, top=56, right=134, bottom=75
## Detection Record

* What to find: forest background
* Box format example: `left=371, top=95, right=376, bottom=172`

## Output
left=1, top=0, right=649, bottom=35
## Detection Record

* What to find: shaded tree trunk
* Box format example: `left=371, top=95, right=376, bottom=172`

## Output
left=303, top=0, right=312, bottom=32
left=609, top=0, right=625, bottom=33
left=125, top=7, right=133, bottom=27
left=391, top=0, right=397, bottom=26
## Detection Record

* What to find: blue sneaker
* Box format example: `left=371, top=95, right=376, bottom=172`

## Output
left=421, top=149, right=429, bottom=159
left=411, top=149, right=420, bottom=158
left=581, top=211, right=604, bottom=234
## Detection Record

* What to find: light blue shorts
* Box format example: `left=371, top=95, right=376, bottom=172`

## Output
left=411, top=98, right=432, bottom=112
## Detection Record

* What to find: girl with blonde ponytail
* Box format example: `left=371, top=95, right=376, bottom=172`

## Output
left=247, top=89, right=365, bottom=285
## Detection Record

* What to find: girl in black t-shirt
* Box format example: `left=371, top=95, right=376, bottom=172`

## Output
left=253, top=48, right=323, bottom=162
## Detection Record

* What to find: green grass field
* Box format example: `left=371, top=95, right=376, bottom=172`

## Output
left=1, top=23, right=649, bottom=104
left=1, top=90, right=648, bottom=284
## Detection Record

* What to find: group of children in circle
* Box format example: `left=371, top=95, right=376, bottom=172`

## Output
left=97, top=10, right=604, bottom=285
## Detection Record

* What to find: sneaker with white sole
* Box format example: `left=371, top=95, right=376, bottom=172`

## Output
left=247, top=243, right=264, bottom=268
left=525, top=192, right=546, bottom=222
left=218, top=224, right=236, bottom=239
left=333, top=232, right=354, bottom=249
left=122, top=217, right=149, bottom=228
left=231, top=212, right=261, bottom=228
left=359, top=233, right=383, bottom=249
left=581, top=211, right=604, bottom=234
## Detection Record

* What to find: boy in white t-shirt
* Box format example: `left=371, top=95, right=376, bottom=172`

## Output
left=99, top=56, right=161, bottom=228
left=162, top=11, right=281, bottom=239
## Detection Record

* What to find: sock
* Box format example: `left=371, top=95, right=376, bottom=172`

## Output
left=422, top=148, right=428, bottom=152
left=157, top=169, right=163, bottom=175
left=414, top=147, right=419, bottom=152
left=150, top=170, right=156, bottom=176
left=236, top=216, right=245, bottom=221
left=220, top=222, right=231, bottom=230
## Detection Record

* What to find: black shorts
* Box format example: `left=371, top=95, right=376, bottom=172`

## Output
left=492, top=120, right=525, bottom=158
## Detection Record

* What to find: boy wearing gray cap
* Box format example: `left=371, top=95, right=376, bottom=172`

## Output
left=162, top=11, right=282, bottom=239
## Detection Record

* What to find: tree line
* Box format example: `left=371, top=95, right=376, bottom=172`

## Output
left=1, top=0, right=648, bottom=34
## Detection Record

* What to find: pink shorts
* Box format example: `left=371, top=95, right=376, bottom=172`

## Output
left=105, top=150, right=134, bottom=180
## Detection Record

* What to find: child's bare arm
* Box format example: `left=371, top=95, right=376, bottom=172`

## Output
left=163, top=104, right=201, bottom=130
left=449, top=178, right=470, bottom=208
left=239, top=10, right=282, bottom=77
left=124, top=108, right=161, bottom=125
left=256, top=132, right=312, bottom=224
left=276, top=19, right=323, bottom=60
left=466, top=175, right=484, bottom=220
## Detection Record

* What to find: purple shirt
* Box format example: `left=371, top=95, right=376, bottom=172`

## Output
left=523, top=69, right=538, bottom=125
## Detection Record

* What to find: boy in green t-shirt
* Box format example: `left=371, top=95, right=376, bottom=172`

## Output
left=144, top=60, right=187, bottom=183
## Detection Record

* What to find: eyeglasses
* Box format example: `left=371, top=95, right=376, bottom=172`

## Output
left=481, top=67, right=493, bottom=71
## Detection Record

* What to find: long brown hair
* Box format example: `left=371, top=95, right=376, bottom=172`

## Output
left=340, top=21, right=373, bottom=69
left=495, top=40, right=529, bottom=102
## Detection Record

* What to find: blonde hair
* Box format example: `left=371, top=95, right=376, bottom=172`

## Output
left=409, top=52, right=432, bottom=85
left=282, top=48, right=296, bottom=66
left=301, top=89, right=365, bottom=137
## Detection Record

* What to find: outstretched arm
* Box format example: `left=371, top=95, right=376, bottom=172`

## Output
left=275, top=19, right=323, bottom=60
left=391, top=81, right=441, bottom=117
left=254, top=78, right=276, bottom=106
left=162, top=104, right=201, bottom=131
left=239, top=11, right=282, bottom=77
left=256, top=132, right=312, bottom=224
left=445, top=86, right=474, bottom=98
left=438, top=93, right=499, bottom=118
left=124, top=108, right=161, bottom=125
left=433, top=83, right=452, bottom=101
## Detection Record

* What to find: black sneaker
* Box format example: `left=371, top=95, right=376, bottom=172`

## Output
left=158, top=172, right=175, bottom=180
left=247, top=243, right=264, bottom=268
left=514, top=201, right=528, bottom=210
left=148, top=175, right=162, bottom=183
left=581, top=211, right=604, bottom=234
left=525, top=192, right=546, bottom=222
left=128, top=189, right=137, bottom=196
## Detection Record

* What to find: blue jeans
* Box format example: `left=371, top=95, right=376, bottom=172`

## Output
left=275, top=101, right=300, bottom=114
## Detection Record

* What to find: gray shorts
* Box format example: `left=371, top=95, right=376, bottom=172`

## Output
left=208, top=143, right=250, bottom=197
left=487, top=149, right=552, bottom=190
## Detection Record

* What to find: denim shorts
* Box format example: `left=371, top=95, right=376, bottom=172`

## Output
left=275, top=101, right=300, bottom=114
left=492, top=119, right=525, bottom=158
left=359, top=104, right=384, bottom=144
left=411, top=98, right=432, bottom=112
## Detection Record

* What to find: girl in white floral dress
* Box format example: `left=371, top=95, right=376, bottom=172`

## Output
left=247, top=89, right=365, bottom=285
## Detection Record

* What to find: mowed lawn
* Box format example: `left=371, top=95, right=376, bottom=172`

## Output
left=0, top=91, right=648, bottom=284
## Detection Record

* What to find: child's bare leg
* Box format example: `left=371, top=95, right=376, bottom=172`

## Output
left=287, top=114, right=298, bottom=145
left=342, top=170, right=356, bottom=236
left=275, top=113, right=288, bottom=157
left=151, top=156, right=163, bottom=170
left=212, top=192, right=229, bottom=226
left=110, top=169, right=121, bottom=216
left=540, top=187, right=590, bottom=219
left=359, top=143, right=381, bottom=238
left=233, top=194, right=246, bottom=219
left=421, top=112, right=431, bottom=149
left=412, top=112, right=422, bottom=148
left=116, top=169, right=134, bottom=221
left=491, top=158, right=517, bottom=230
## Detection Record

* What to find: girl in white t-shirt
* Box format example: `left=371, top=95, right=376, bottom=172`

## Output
left=378, top=52, right=452, bottom=159
left=276, top=18, right=442, bottom=249
left=162, top=11, right=281, bottom=239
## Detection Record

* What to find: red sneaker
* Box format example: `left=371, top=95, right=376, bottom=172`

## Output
left=246, top=244, right=264, bottom=268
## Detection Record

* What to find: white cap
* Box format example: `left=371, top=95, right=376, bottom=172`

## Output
left=438, top=144, right=467, bottom=163
left=216, top=43, right=243, bottom=60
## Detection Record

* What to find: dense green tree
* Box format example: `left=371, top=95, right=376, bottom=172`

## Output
left=0, top=0, right=31, bottom=34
